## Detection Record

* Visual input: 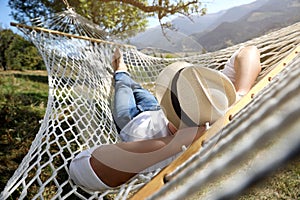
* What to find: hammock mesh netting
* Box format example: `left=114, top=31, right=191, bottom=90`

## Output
left=1, top=8, right=300, bottom=200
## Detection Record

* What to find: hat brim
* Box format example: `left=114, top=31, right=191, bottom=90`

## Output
left=155, top=62, right=236, bottom=129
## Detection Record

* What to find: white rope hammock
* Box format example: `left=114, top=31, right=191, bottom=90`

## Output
left=1, top=8, right=300, bottom=200
left=144, top=49, right=300, bottom=200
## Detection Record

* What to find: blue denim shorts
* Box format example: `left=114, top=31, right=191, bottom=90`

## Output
left=113, top=72, right=161, bottom=131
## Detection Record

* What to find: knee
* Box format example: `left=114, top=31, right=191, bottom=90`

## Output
left=236, top=45, right=261, bottom=67
left=234, top=45, right=262, bottom=74
left=246, top=46, right=262, bottom=71
left=242, top=45, right=260, bottom=57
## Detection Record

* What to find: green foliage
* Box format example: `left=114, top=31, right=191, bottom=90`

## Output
left=76, top=0, right=148, bottom=38
left=8, top=0, right=69, bottom=23
left=164, top=53, right=177, bottom=58
left=8, top=0, right=206, bottom=39
left=0, top=29, right=14, bottom=70
left=0, top=29, right=45, bottom=70
left=8, top=0, right=148, bottom=39
left=5, top=34, right=30, bottom=70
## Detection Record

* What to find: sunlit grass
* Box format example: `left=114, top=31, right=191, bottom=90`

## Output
left=0, top=70, right=48, bottom=192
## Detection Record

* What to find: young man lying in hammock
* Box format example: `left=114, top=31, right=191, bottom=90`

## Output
left=69, top=46, right=261, bottom=191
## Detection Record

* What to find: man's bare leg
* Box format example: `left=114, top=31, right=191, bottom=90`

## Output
left=234, top=46, right=262, bottom=98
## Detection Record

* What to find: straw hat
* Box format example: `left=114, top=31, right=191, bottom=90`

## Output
left=155, top=61, right=236, bottom=129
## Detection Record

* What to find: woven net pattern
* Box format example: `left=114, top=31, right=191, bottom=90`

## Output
left=1, top=8, right=300, bottom=200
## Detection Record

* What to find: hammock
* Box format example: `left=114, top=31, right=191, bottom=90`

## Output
left=1, top=7, right=300, bottom=200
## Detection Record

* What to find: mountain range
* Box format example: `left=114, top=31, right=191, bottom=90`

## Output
left=129, top=0, right=300, bottom=53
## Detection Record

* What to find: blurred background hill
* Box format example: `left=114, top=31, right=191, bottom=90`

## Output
left=130, top=0, right=300, bottom=53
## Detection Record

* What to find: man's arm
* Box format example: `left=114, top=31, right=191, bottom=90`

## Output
left=90, top=126, right=206, bottom=187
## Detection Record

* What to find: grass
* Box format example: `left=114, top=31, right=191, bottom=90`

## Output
left=0, top=70, right=48, bottom=192
left=187, top=156, right=299, bottom=200
left=0, top=70, right=299, bottom=199
left=239, top=157, right=300, bottom=200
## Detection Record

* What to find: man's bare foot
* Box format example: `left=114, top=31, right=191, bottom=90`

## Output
left=112, top=48, right=128, bottom=72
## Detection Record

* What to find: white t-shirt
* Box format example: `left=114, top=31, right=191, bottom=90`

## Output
left=120, top=109, right=171, bottom=142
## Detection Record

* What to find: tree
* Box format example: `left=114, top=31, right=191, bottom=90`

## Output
left=0, top=29, right=14, bottom=70
left=0, top=29, right=45, bottom=70
left=8, top=0, right=206, bottom=39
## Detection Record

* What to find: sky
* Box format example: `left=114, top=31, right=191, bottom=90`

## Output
left=0, top=0, right=17, bottom=31
left=0, top=0, right=257, bottom=31
left=147, top=0, right=257, bottom=27
left=205, top=0, right=257, bottom=13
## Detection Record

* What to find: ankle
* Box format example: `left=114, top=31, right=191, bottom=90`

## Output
left=112, top=49, right=128, bottom=72
left=115, top=61, right=128, bottom=72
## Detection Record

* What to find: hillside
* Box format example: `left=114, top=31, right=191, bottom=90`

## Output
left=130, top=28, right=204, bottom=53
left=173, top=0, right=269, bottom=35
left=193, top=0, right=300, bottom=51
left=130, top=0, right=300, bottom=53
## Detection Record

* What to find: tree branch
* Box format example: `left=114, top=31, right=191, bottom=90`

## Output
left=99, top=0, right=204, bottom=19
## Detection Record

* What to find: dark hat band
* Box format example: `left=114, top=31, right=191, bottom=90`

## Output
left=170, top=68, right=198, bottom=127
